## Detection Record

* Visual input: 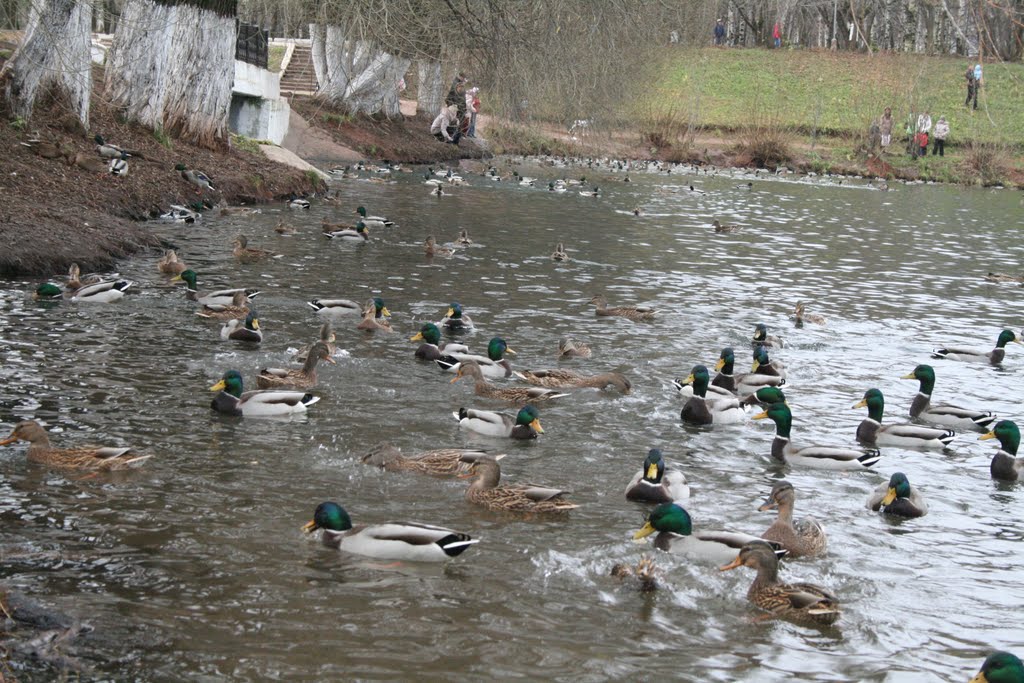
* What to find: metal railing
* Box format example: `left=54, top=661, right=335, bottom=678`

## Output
left=236, top=23, right=268, bottom=69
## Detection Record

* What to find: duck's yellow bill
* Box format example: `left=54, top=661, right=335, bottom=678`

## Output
left=531, top=419, right=544, bottom=434
left=171, top=274, right=182, bottom=281
left=252, top=319, right=260, bottom=330
left=632, top=522, right=656, bottom=540
left=0, top=435, right=17, bottom=446
left=714, top=358, right=725, bottom=371
left=410, top=332, right=424, bottom=341
left=970, top=671, right=989, bottom=683
left=719, top=556, right=743, bottom=572
left=302, top=520, right=318, bottom=533
left=752, top=410, right=768, bottom=420
left=853, top=398, right=868, bottom=409
left=324, top=356, right=337, bottom=365
left=504, top=347, right=517, bottom=356
left=646, top=463, right=659, bottom=479
left=880, top=488, right=897, bottom=506
left=682, top=373, right=695, bottom=385
left=381, top=307, right=391, bottom=317
left=980, top=431, right=996, bottom=441
left=445, top=308, right=454, bottom=317
left=751, top=361, right=761, bottom=373
left=210, top=380, right=227, bottom=392
left=900, top=372, right=917, bottom=380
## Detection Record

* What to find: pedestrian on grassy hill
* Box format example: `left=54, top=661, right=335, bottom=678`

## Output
left=466, top=87, right=480, bottom=138
left=431, top=104, right=461, bottom=145
left=772, top=22, right=781, bottom=48
left=916, top=131, right=929, bottom=158
left=916, top=111, right=932, bottom=135
left=879, top=107, right=894, bottom=148
left=964, top=64, right=977, bottom=109
left=932, top=116, right=949, bottom=156
left=714, top=19, right=726, bottom=46
left=972, top=63, right=983, bottom=109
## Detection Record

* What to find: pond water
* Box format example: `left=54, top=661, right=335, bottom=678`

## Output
left=1, top=159, right=1023, bottom=681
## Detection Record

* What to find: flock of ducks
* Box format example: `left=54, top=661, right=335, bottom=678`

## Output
left=7, top=154, right=1024, bottom=675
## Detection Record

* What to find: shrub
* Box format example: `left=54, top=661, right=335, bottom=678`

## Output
left=735, top=125, right=793, bottom=169
left=961, top=142, right=1011, bottom=186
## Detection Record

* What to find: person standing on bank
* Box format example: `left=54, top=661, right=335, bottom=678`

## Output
left=964, top=64, right=977, bottom=109
left=879, top=107, right=893, bottom=148
left=932, top=116, right=949, bottom=156
left=466, top=87, right=480, bottom=138
left=714, top=19, right=725, bottom=46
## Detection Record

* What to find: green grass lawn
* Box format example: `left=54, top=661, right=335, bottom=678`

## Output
left=269, top=45, right=286, bottom=73
left=650, top=48, right=1024, bottom=146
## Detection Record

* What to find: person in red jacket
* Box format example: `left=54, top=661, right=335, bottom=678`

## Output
left=772, top=22, right=781, bottom=48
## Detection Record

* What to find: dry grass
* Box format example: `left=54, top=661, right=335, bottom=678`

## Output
left=960, top=142, right=1013, bottom=185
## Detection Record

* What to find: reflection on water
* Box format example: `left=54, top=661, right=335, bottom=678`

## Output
left=1, top=160, right=1023, bottom=680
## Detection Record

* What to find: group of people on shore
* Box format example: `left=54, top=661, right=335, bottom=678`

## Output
left=430, top=73, right=481, bottom=146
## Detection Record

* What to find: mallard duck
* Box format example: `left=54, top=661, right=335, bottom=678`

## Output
left=157, top=249, right=187, bottom=276
left=610, top=556, right=662, bottom=593
left=625, top=448, right=689, bottom=503
left=901, top=364, right=996, bottom=430
left=679, top=365, right=745, bottom=425
left=983, top=273, right=1024, bottom=284
left=590, top=295, right=655, bottom=321
left=232, top=234, right=279, bottom=262
left=302, top=502, right=476, bottom=562
left=173, top=270, right=259, bottom=307
left=753, top=323, right=784, bottom=349
left=0, top=420, right=149, bottom=470
left=430, top=185, right=447, bottom=197
left=109, top=156, right=128, bottom=176
left=256, top=341, right=335, bottom=390
left=740, top=386, right=787, bottom=408
left=547, top=181, right=566, bottom=193
left=94, top=134, right=138, bottom=159
left=307, top=298, right=362, bottom=316
left=356, top=297, right=393, bottom=333
left=438, top=302, right=475, bottom=332
left=753, top=402, right=881, bottom=470
left=275, top=220, right=297, bottom=235
left=793, top=302, right=825, bottom=326
left=514, top=369, right=631, bottom=393
left=20, top=137, right=64, bottom=159
left=708, top=346, right=785, bottom=397
left=354, top=206, right=394, bottom=228
left=579, top=187, right=599, bottom=197
left=360, top=443, right=502, bottom=476
left=218, top=204, right=261, bottom=216
left=295, top=322, right=337, bottom=362
left=459, top=456, right=577, bottom=512
left=719, top=541, right=840, bottom=626
left=160, top=204, right=200, bottom=223
left=175, top=163, right=216, bottom=191
left=424, top=235, right=453, bottom=257
left=287, top=195, right=311, bottom=209
left=712, top=219, right=739, bottom=233
left=196, top=291, right=249, bottom=320
left=453, top=361, right=569, bottom=404
left=552, top=243, right=569, bottom=261
left=456, top=229, right=472, bottom=246
left=866, top=472, right=928, bottom=517
left=751, top=346, right=786, bottom=380
left=854, top=388, right=956, bottom=449
left=970, top=652, right=1024, bottom=683
left=221, top=311, right=262, bottom=343
left=410, top=322, right=467, bottom=361
left=932, top=329, right=1020, bottom=365
left=68, top=151, right=107, bottom=173
left=633, top=503, right=784, bottom=564
left=65, top=263, right=110, bottom=291
left=557, top=337, right=591, bottom=359
left=209, top=370, right=319, bottom=417
left=980, top=420, right=1024, bottom=481
left=33, top=283, right=65, bottom=300
left=758, top=481, right=827, bottom=557
left=437, top=337, right=514, bottom=378
left=70, top=279, right=132, bottom=303
left=324, top=221, right=369, bottom=241
left=454, top=405, right=543, bottom=439
left=632, top=206, right=643, bottom=216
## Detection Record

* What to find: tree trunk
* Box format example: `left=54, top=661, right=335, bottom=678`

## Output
left=1, top=0, right=92, bottom=127
left=105, top=0, right=236, bottom=149
left=315, top=23, right=409, bottom=118
left=310, top=22, right=328, bottom=89
left=416, top=60, right=443, bottom=118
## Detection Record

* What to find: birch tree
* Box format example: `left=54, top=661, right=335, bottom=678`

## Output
left=1, top=0, right=92, bottom=127
left=105, top=0, right=237, bottom=148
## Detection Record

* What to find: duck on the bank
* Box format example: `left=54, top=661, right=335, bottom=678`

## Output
left=980, top=420, right=1024, bottom=481
left=551, top=243, right=569, bottom=261
left=157, top=249, right=188, bottom=276
left=932, top=329, right=1020, bottom=365
left=68, top=151, right=107, bottom=173
left=221, top=311, right=262, bottom=343
left=209, top=369, right=319, bottom=417
left=866, top=472, right=928, bottom=518
left=303, top=502, right=477, bottom=562
left=557, top=337, right=591, bottom=359
left=0, top=420, right=150, bottom=470
left=679, top=365, right=745, bottom=425
left=232, top=234, right=280, bottom=262
left=719, top=541, right=840, bottom=626
left=174, top=270, right=259, bottom=307
left=175, top=163, right=216, bottom=192
left=854, top=388, right=956, bottom=449
left=625, top=448, right=689, bottom=503
left=20, top=137, right=64, bottom=159
left=753, top=402, right=881, bottom=470
left=758, top=480, right=827, bottom=557
left=969, top=652, right=1024, bottom=683
left=453, top=361, right=569, bottom=404
left=633, top=503, right=784, bottom=564
left=354, top=206, right=394, bottom=228
left=256, top=341, right=335, bottom=390
left=590, top=294, right=655, bottom=321
left=94, top=134, right=137, bottom=159
left=514, top=368, right=631, bottom=393
left=424, top=235, right=453, bottom=257
left=901, top=364, right=996, bottom=430
left=410, top=322, right=466, bottom=361
left=459, top=455, right=578, bottom=512
left=712, top=219, right=739, bottom=233
left=454, top=405, right=543, bottom=439
left=356, top=297, right=393, bottom=333
left=196, top=291, right=249, bottom=320
left=751, top=346, right=786, bottom=380
left=437, top=337, right=514, bottom=378
left=295, top=322, right=337, bottom=362
left=109, top=156, right=128, bottom=177
left=360, top=443, right=502, bottom=477
left=438, top=301, right=475, bottom=333
left=324, top=221, right=369, bottom=241
left=456, top=229, right=472, bottom=246
left=793, top=301, right=825, bottom=326
left=752, top=323, right=784, bottom=349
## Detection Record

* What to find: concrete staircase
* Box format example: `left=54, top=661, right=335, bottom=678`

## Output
left=280, top=45, right=318, bottom=95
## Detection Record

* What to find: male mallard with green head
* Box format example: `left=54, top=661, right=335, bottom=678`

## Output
left=980, top=420, right=1024, bottom=481
left=854, top=388, right=956, bottom=449
left=866, top=472, right=928, bottom=517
